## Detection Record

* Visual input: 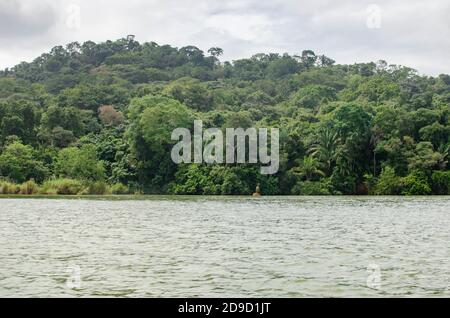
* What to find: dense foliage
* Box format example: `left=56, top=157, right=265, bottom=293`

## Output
left=0, top=37, right=449, bottom=195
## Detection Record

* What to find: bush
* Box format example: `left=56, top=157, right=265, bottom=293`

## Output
left=54, top=145, right=105, bottom=181
left=111, top=183, right=129, bottom=195
left=0, top=181, right=20, bottom=194
left=169, top=164, right=255, bottom=195
left=363, top=173, right=377, bottom=195
left=221, top=172, right=250, bottom=195
left=40, top=179, right=84, bottom=195
left=374, top=166, right=402, bottom=195
left=291, top=180, right=333, bottom=195
left=0, top=142, right=48, bottom=183
left=400, top=170, right=431, bottom=195
left=330, top=169, right=357, bottom=194
left=431, top=171, right=450, bottom=195
left=85, top=181, right=111, bottom=195
left=20, top=180, right=39, bottom=195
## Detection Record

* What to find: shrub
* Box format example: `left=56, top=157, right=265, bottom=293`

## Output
left=431, top=171, right=450, bottom=195
left=0, top=142, right=48, bottom=183
left=40, top=179, right=84, bottom=195
left=0, top=181, right=20, bottom=194
left=169, top=165, right=256, bottom=195
left=291, top=180, right=333, bottom=195
left=363, top=173, right=377, bottom=195
left=220, top=171, right=250, bottom=195
left=400, top=170, right=432, bottom=195
left=54, top=145, right=105, bottom=181
left=330, top=169, right=357, bottom=194
left=86, top=181, right=111, bottom=195
left=20, top=180, right=39, bottom=195
left=111, top=183, right=129, bottom=195
left=374, top=166, right=402, bottom=195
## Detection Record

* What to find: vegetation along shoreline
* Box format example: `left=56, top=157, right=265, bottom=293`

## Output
left=0, top=37, right=449, bottom=195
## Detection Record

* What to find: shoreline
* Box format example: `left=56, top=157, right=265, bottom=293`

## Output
left=1, top=194, right=449, bottom=201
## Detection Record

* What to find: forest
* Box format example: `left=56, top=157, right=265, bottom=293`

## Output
left=0, top=36, right=449, bottom=195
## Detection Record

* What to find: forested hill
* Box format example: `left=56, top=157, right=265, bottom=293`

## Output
left=0, top=37, right=449, bottom=195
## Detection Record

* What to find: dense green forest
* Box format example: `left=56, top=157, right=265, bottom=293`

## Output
left=0, top=37, right=449, bottom=195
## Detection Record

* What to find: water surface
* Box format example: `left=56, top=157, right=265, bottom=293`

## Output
left=1, top=196, right=449, bottom=297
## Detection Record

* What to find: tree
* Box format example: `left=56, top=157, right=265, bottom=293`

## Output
left=300, top=50, right=317, bottom=69
left=316, top=55, right=335, bottom=67
left=40, top=105, right=98, bottom=140
left=431, top=171, right=450, bottom=194
left=180, top=46, right=205, bottom=66
left=310, top=128, right=340, bottom=176
left=374, top=166, right=401, bottom=195
left=419, top=122, right=449, bottom=147
left=266, top=56, right=300, bottom=78
left=0, top=100, right=39, bottom=146
left=163, top=78, right=213, bottom=111
left=98, top=105, right=125, bottom=126
left=290, top=85, right=336, bottom=111
left=2, top=37, right=450, bottom=195
left=0, top=142, right=48, bottom=183
left=328, top=103, right=372, bottom=178
left=341, top=76, right=400, bottom=103
left=54, top=144, right=105, bottom=181
left=50, top=126, right=76, bottom=148
left=292, top=156, right=325, bottom=181
left=127, top=95, right=192, bottom=191
left=401, top=170, right=431, bottom=195
left=207, top=47, right=223, bottom=58
left=406, top=142, right=447, bottom=171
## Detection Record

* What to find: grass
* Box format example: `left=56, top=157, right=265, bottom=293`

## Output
left=0, top=179, right=130, bottom=196
left=0, top=181, right=20, bottom=194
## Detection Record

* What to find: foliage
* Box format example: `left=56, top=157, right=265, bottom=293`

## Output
left=291, top=180, right=333, bottom=195
left=98, top=105, right=125, bottom=126
left=20, top=180, right=39, bottom=195
left=169, top=164, right=279, bottom=195
left=84, top=181, right=111, bottom=195
left=111, top=183, right=130, bottom=194
left=374, top=166, right=402, bottom=195
left=54, top=145, right=105, bottom=181
left=0, top=37, right=449, bottom=195
left=291, top=156, right=325, bottom=181
left=0, top=142, right=48, bottom=183
left=0, top=180, right=20, bottom=194
left=40, top=179, right=84, bottom=195
left=431, top=171, right=450, bottom=195
left=400, top=170, right=432, bottom=195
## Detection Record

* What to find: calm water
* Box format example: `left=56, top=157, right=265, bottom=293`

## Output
left=1, top=196, right=450, bottom=297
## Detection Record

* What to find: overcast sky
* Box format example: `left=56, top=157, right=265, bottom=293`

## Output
left=1, top=0, right=449, bottom=75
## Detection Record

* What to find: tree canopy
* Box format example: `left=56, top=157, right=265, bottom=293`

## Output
left=0, top=38, right=449, bottom=195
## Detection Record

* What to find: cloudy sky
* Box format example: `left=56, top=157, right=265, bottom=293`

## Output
left=1, top=0, right=449, bottom=75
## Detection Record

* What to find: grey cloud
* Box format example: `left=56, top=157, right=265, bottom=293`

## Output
left=0, top=0, right=57, bottom=39
left=0, top=0, right=449, bottom=75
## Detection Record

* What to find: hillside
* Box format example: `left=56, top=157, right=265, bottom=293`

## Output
left=0, top=37, right=449, bottom=195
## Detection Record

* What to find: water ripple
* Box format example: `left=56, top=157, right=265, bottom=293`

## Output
left=1, top=196, right=450, bottom=297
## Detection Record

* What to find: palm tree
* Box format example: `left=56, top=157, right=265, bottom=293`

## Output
left=309, top=128, right=340, bottom=175
left=292, top=155, right=325, bottom=181
left=334, top=145, right=354, bottom=176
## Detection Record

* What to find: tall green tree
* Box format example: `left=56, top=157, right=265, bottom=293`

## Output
left=0, top=142, right=48, bottom=183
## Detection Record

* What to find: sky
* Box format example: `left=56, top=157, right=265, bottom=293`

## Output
left=0, top=0, right=449, bottom=75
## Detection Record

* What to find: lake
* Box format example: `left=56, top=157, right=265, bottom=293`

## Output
left=1, top=196, right=449, bottom=297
